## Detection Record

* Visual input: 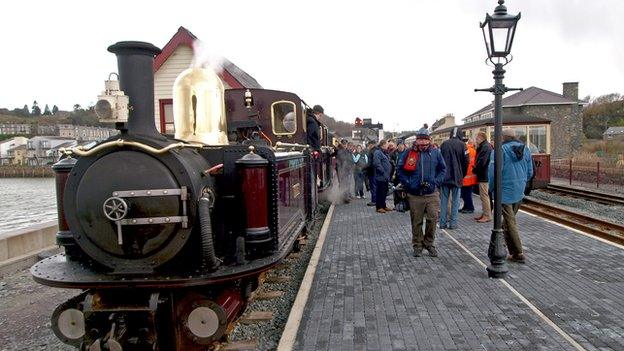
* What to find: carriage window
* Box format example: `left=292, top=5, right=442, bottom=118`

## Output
left=271, top=101, right=297, bottom=135
left=301, top=102, right=307, bottom=132
left=529, top=125, right=547, bottom=153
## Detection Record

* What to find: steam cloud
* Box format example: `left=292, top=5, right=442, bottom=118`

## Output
left=191, top=39, right=226, bottom=74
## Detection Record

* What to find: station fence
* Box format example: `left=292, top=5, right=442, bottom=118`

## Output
left=551, top=158, right=624, bottom=193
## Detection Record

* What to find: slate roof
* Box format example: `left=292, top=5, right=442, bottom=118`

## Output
left=431, top=115, right=551, bottom=136
left=465, top=86, right=584, bottom=119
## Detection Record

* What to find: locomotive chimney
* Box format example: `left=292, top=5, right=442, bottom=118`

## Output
left=107, top=41, right=162, bottom=138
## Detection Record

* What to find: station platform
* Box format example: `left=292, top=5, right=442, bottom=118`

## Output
left=289, top=197, right=624, bottom=351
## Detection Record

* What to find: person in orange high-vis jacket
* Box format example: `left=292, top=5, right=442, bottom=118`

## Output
left=459, top=140, right=478, bottom=213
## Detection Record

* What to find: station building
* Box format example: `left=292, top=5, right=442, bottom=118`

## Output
left=431, top=82, right=585, bottom=158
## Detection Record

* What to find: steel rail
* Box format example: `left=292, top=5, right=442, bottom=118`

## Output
left=543, top=184, right=624, bottom=206
left=521, top=197, right=624, bottom=246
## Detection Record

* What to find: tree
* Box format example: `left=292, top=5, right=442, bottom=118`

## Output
left=31, top=100, right=41, bottom=116
left=43, top=104, right=52, bottom=115
left=73, top=104, right=82, bottom=111
left=23, top=104, right=30, bottom=115
left=582, top=93, right=624, bottom=139
left=52, top=105, right=59, bottom=114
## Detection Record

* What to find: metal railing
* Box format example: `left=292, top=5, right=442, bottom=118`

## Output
left=551, top=158, right=624, bottom=193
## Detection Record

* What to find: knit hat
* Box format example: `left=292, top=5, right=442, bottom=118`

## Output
left=416, top=128, right=430, bottom=139
left=312, top=105, right=324, bottom=114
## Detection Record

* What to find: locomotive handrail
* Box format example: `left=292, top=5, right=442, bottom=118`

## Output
left=274, top=141, right=309, bottom=151
left=59, top=139, right=204, bottom=156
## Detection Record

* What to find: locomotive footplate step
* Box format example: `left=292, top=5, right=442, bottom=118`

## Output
left=31, top=228, right=299, bottom=289
left=292, top=199, right=624, bottom=350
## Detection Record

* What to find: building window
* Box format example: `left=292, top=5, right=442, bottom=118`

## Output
left=528, top=125, right=547, bottom=153
left=271, top=101, right=297, bottom=135
left=159, top=99, right=174, bottom=135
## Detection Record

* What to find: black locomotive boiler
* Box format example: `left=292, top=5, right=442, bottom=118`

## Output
left=31, top=41, right=332, bottom=350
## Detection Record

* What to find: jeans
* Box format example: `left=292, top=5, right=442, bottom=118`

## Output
left=369, top=174, right=377, bottom=202
left=354, top=170, right=365, bottom=197
left=439, top=185, right=460, bottom=227
left=460, top=185, right=475, bottom=211
left=375, top=180, right=388, bottom=209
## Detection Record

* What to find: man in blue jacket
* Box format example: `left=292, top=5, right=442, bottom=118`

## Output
left=373, top=139, right=392, bottom=213
left=397, top=129, right=446, bottom=257
left=488, top=129, right=533, bottom=263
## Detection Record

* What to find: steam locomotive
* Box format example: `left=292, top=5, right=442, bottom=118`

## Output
left=31, top=41, right=333, bottom=350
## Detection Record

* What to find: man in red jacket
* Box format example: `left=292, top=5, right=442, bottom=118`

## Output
left=460, top=140, right=478, bottom=213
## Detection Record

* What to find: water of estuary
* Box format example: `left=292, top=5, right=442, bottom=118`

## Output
left=0, top=178, right=56, bottom=234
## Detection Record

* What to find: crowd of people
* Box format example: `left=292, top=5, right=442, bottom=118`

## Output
left=333, top=125, right=533, bottom=263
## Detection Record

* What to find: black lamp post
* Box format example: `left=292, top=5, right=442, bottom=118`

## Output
left=475, top=0, right=522, bottom=279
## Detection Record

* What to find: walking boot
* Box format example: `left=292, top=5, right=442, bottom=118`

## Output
left=426, top=246, right=438, bottom=257
left=413, top=248, right=423, bottom=257
left=507, top=253, right=526, bottom=263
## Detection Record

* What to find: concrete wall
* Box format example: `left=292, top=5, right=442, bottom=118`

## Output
left=0, top=221, right=58, bottom=277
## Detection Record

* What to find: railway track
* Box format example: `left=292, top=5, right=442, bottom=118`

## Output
left=542, top=184, right=624, bottom=206
left=521, top=197, right=624, bottom=246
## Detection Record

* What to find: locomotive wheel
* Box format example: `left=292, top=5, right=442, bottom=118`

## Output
left=175, top=292, right=228, bottom=346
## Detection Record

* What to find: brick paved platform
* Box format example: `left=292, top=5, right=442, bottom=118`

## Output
left=292, top=196, right=624, bottom=351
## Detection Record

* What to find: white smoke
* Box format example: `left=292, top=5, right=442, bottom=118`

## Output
left=191, top=39, right=226, bottom=74
left=319, top=172, right=345, bottom=205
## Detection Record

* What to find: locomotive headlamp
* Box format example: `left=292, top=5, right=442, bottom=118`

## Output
left=95, top=73, right=130, bottom=123
left=244, top=89, right=254, bottom=109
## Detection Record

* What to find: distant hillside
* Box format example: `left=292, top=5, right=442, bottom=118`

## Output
left=323, top=115, right=354, bottom=137
left=0, top=109, right=102, bottom=127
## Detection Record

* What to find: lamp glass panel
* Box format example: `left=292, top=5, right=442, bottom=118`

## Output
left=492, top=27, right=510, bottom=54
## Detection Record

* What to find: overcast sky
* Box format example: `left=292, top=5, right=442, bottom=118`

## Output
left=1, top=0, right=623, bottom=131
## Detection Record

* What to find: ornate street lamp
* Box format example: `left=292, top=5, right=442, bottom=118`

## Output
left=475, top=0, right=522, bottom=279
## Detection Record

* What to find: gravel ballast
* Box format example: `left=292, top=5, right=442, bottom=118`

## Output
left=227, top=201, right=330, bottom=350
left=529, top=190, right=624, bottom=224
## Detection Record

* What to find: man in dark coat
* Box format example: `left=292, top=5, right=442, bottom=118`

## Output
left=306, top=106, right=322, bottom=150
left=439, top=127, right=469, bottom=229
left=474, top=131, right=492, bottom=222
left=365, top=140, right=378, bottom=206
